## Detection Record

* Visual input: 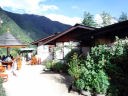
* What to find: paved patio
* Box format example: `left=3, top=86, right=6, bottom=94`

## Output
left=3, top=64, right=82, bottom=96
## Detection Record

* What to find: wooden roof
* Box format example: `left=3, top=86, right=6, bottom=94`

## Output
left=34, top=24, right=95, bottom=45
left=94, top=20, right=128, bottom=39
left=31, top=34, right=58, bottom=45
left=79, top=20, right=128, bottom=45
left=31, top=20, right=128, bottom=46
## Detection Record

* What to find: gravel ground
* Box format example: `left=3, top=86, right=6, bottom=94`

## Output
left=3, top=65, right=82, bottom=96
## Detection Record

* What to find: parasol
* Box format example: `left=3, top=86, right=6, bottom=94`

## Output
left=0, top=31, right=27, bottom=55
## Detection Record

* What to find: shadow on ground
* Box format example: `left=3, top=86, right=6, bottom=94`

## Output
left=40, top=70, right=73, bottom=89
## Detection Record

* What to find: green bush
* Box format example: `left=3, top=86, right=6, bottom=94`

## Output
left=92, top=70, right=109, bottom=94
left=45, top=60, right=67, bottom=73
left=67, top=37, right=128, bottom=95
left=53, top=61, right=63, bottom=72
left=75, top=79, right=85, bottom=90
left=68, top=53, right=81, bottom=80
left=45, top=60, right=53, bottom=70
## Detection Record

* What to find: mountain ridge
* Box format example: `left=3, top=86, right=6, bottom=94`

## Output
left=3, top=9, right=71, bottom=40
left=0, top=8, right=32, bottom=44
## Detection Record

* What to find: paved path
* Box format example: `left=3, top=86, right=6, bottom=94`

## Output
left=3, top=65, right=82, bottom=96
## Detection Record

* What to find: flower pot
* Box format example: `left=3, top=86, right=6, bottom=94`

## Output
left=81, top=90, right=91, bottom=96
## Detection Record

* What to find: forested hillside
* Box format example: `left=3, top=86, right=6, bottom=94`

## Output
left=0, top=8, right=71, bottom=41
left=0, top=8, right=32, bottom=44
left=0, top=8, right=71, bottom=55
left=5, top=10, right=71, bottom=40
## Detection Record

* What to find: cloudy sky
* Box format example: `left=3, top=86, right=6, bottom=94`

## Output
left=0, top=0, right=128, bottom=25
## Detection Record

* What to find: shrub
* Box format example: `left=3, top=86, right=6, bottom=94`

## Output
left=92, top=70, right=109, bottom=94
left=45, top=60, right=68, bottom=73
left=68, top=53, right=81, bottom=80
left=45, top=60, right=53, bottom=70
left=53, top=61, right=63, bottom=72
left=68, top=37, right=128, bottom=95
left=75, top=79, right=85, bottom=90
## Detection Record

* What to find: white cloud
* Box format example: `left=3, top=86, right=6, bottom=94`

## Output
left=40, top=5, right=58, bottom=11
left=0, top=0, right=58, bottom=15
left=0, top=0, right=81, bottom=25
left=45, top=14, right=82, bottom=25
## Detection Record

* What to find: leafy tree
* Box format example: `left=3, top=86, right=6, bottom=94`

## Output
left=119, top=12, right=128, bottom=22
left=100, top=11, right=113, bottom=27
left=82, top=11, right=97, bottom=27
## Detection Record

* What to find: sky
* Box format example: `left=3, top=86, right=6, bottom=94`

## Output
left=0, top=0, right=128, bottom=25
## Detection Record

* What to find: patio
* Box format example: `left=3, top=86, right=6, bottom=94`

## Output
left=3, top=64, right=82, bottom=96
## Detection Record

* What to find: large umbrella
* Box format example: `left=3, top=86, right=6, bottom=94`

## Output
left=0, top=32, right=27, bottom=55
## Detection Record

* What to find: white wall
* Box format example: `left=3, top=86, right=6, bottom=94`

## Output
left=54, top=42, right=63, bottom=59
left=37, top=43, right=50, bottom=62
left=55, top=41, right=79, bottom=60
left=37, top=41, right=84, bottom=62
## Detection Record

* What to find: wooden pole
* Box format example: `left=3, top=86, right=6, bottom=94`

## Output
left=7, top=47, right=10, bottom=56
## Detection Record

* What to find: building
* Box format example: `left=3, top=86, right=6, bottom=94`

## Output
left=31, top=20, right=128, bottom=62
left=31, top=24, right=95, bottom=62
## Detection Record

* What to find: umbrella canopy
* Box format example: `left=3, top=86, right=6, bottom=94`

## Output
left=0, top=32, right=27, bottom=55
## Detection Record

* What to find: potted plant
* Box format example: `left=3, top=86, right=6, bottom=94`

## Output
left=92, top=70, right=109, bottom=96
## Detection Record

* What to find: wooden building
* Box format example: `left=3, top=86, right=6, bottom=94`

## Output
left=93, top=20, right=128, bottom=45
left=31, top=24, right=95, bottom=62
left=31, top=20, right=128, bottom=62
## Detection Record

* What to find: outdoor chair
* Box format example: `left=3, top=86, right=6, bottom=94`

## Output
left=0, top=65, right=8, bottom=82
left=0, top=73, right=8, bottom=82
left=0, top=65, right=6, bottom=72
left=31, top=56, right=38, bottom=65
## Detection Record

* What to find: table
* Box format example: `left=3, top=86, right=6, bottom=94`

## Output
left=2, top=61, right=13, bottom=70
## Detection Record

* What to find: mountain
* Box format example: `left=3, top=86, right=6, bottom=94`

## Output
left=3, top=9, right=71, bottom=40
left=0, top=8, right=71, bottom=41
left=0, top=8, right=71, bottom=55
left=0, top=8, right=32, bottom=44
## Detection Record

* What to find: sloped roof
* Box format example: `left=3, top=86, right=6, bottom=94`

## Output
left=31, top=24, right=96, bottom=45
left=94, top=20, right=128, bottom=38
left=31, top=20, right=128, bottom=46
left=0, top=32, right=27, bottom=48
left=44, top=24, right=95, bottom=45
left=31, top=34, right=58, bottom=45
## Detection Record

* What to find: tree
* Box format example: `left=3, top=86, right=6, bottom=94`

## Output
left=119, top=12, right=128, bottom=22
left=100, top=11, right=113, bottom=27
left=82, top=11, right=97, bottom=27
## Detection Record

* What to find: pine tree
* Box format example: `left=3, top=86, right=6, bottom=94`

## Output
left=82, top=11, right=97, bottom=27
left=119, top=12, right=128, bottom=22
